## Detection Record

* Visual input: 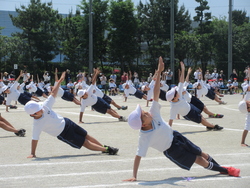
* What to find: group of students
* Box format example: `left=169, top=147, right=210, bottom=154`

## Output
left=1, top=58, right=248, bottom=181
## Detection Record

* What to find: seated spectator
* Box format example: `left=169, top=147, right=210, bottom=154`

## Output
left=109, top=79, right=117, bottom=96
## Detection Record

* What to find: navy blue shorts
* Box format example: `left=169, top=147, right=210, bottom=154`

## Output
left=134, top=90, right=144, bottom=99
left=102, top=94, right=112, bottom=104
left=163, top=131, right=201, bottom=170
left=183, top=103, right=202, bottom=123
left=18, top=93, right=32, bottom=105
left=0, top=95, right=4, bottom=105
left=190, top=96, right=204, bottom=111
left=35, top=87, right=44, bottom=97
left=92, top=97, right=111, bottom=114
left=61, top=91, right=74, bottom=102
left=57, top=118, right=87, bottom=149
left=159, top=89, right=167, bottom=101
left=206, top=89, right=215, bottom=100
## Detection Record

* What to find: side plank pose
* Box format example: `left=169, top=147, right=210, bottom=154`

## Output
left=123, top=57, right=240, bottom=182
left=24, top=71, right=118, bottom=158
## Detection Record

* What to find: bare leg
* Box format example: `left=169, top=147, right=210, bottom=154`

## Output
left=203, top=106, right=215, bottom=116
left=0, top=114, right=15, bottom=129
left=79, top=112, right=84, bottom=123
left=241, top=130, right=249, bottom=146
left=110, top=100, right=121, bottom=109
left=85, top=134, right=103, bottom=146
left=106, top=108, right=120, bottom=118
left=201, top=117, right=214, bottom=128
left=83, top=139, right=106, bottom=152
left=146, top=100, right=149, bottom=107
left=73, top=97, right=81, bottom=105
left=195, top=155, right=209, bottom=167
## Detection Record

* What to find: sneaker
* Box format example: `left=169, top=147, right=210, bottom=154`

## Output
left=219, top=101, right=227, bottom=105
left=102, top=145, right=109, bottom=153
left=226, top=166, right=240, bottom=177
left=118, top=116, right=127, bottom=122
left=213, top=125, right=223, bottom=131
left=121, top=106, right=128, bottom=110
left=107, top=146, right=119, bottom=155
left=15, top=129, right=26, bottom=137
left=206, top=125, right=223, bottom=131
left=209, top=114, right=224, bottom=118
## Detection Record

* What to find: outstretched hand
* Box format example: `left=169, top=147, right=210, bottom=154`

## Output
left=158, top=56, right=164, bottom=72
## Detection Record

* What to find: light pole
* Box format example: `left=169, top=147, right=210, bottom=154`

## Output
left=89, top=0, right=93, bottom=74
left=228, top=0, right=233, bottom=79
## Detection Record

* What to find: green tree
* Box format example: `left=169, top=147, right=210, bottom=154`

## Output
left=232, top=10, right=249, bottom=26
left=79, top=0, right=110, bottom=71
left=137, top=0, right=191, bottom=73
left=193, top=0, right=213, bottom=72
left=10, top=0, right=62, bottom=73
left=108, top=0, right=140, bottom=72
left=60, top=10, right=87, bottom=74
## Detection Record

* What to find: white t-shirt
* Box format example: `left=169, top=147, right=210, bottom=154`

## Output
left=146, top=80, right=155, bottom=100
left=32, top=95, right=65, bottom=140
left=169, top=82, right=190, bottom=120
left=124, top=80, right=136, bottom=97
left=136, top=101, right=173, bottom=157
left=6, top=81, right=21, bottom=105
left=80, top=85, right=98, bottom=112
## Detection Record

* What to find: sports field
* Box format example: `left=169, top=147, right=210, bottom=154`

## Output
left=0, top=93, right=249, bottom=188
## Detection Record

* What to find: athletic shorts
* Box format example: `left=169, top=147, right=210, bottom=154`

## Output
left=163, top=131, right=202, bottom=170
left=134, top=90, right=144, bottom=99
left=18, top=93, right=32, bottom=105
left=159, top=89, right=167, bottom=101
left=190, top=96, right=204, bottom=111
left=0, top=95, right=4, bottom=105
left=206, top=88, right=215, bottom=100
left=35, top=87, right=43, bottom=97
left=57, top=118, right=87, bottom=149
left=92, top=97, right=111, bottom=114
left=102, top=94, right=112, bottom=104
left=61, top=91, right=74, bottom=102
left=183, top=103, right=202, bottom=123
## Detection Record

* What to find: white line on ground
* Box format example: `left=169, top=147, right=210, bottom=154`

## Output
left=0, top=164, right=249, bottom=181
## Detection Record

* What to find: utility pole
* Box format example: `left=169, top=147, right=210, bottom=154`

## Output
left=89, top=0, right=93, bottom=74
left=170, top=0, right=175, bottom=83
left=228, top=0, right=233, bottom=79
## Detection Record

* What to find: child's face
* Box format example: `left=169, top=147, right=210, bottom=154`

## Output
left=141, top=110, right=152, bottom=126
left=30, top=109, right=43, bottom=119
left=125, top=84, right=129, bottom=89
left=4, top=89, right=10, bottom=94
left=82, top=93, right=88, bottom=99
left=144, top=86, right=150, bottom=91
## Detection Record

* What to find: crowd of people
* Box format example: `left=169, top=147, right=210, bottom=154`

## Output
left=1, top=62, right=250, bottom=181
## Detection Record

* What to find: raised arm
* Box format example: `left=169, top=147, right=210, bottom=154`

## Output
left=185, top=67, right=192, bottom=82
left=15, top=70, right=23, bottom=82
left=153, top=56, right=164, bottom=102
left=180, top=61, right=185, bottom=83
left=51, top=71, right=65, bottom=98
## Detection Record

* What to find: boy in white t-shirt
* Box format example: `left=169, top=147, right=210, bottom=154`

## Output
left=124, top=57, right=240, bottom=181
left=24, top=71, right=118, bottom=158
left=166, top=63, right=223, bottom=131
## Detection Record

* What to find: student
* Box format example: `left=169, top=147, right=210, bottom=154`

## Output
left=185, top=67, right=223, bottom=119
left=123, top=71, right=147, bottom=102
left=26, top=75, right=48, bottom=99
left=166, top=63, right=223, bottom=130
left=78, top=69, right=127, bottom=123
left=92, top=69, right=127, bottom=110
left=0, top=113, right=26, bottom=136
left=3, top=70, right=40, bottom=112
left=124, top=57, right=240, bottom=182
left=141, top=75, right=155, bottom=107
left=54, top=68, right=81, bottom=105
left=24, top=71, right=118, bottom=158
left=238, top=68, right=250, bottom=146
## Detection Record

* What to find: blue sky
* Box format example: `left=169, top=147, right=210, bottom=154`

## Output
left=1, top=0, right=249, bottom=18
